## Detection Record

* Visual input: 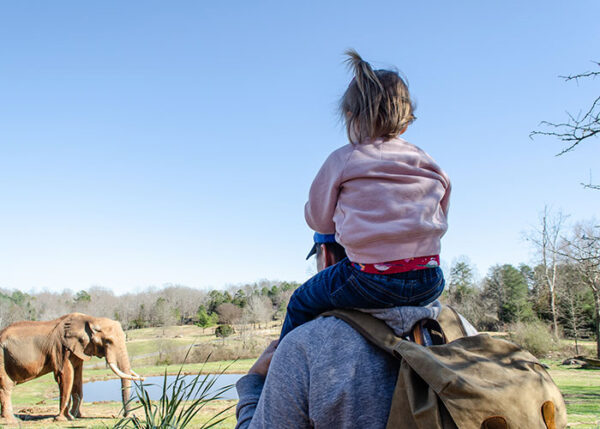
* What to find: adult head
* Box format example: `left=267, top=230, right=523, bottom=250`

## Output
left=305, top=232, right=347, bottom=272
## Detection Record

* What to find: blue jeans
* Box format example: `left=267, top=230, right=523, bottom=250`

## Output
left=280, top=258, right=445, bottom=340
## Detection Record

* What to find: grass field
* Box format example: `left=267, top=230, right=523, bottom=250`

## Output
left=1, top=324, right=598, bottom=428
left=545, top=363, right=600, bottom=428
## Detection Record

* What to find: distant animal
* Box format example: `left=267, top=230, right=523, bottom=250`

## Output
left=0, top=313, right=143, bottom=422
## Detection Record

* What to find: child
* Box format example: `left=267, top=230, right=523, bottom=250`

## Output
left=280, top=50, right=451, bottom=340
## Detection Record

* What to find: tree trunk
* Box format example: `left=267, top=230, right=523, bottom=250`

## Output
left=568, top=294, right=580, bottom=355
left=594, top=291, right=600, bottom=359
left=549, top=243, right=559, bottom=339
left=550, top=281, right=558, bottom=339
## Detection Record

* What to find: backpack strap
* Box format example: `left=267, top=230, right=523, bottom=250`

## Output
left=436, top=305, right=468, bottom=342
left=322, top=309, right=403, bottom=356
left=323, top=306, right=466, bottom=352
left=324, top=305, right=467, bottom=350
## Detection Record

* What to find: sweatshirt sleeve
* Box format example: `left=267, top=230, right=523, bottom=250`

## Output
left=235, top=374, right=266, bottom=429
left=304, top=147, right=351, bottom=234
left=235, top=333, right=312, bottom=429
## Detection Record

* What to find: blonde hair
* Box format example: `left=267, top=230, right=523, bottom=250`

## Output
left=340, top=49, right=415, bottom=143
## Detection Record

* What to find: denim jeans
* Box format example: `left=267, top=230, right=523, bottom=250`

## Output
left=280, top=258, right=445, bottom=340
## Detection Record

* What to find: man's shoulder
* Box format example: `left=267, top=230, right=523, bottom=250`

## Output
left=281, top=315, right=350, bottom=346
left=278, top=314, right=383, bottom=358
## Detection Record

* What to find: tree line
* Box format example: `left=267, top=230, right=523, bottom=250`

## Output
left=0, top=280, right=299, bottom=334
left=1, top=213, right=598, bottom=357
left=446, top=213, right=599, bottom=357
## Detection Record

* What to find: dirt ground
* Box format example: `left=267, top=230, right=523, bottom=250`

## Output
left=3, top=400, right=237, bottom=428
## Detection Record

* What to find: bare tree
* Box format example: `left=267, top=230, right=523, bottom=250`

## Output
left=162, top=285, right=206, bottom=324
left=557, top=263, right=591, bottom=355
left=0, top=300, right=19, bottom=329
left=243, top=295, right=274, bottom=329
left=526, top=207, right=568, bottom=338
left=33, top=290, right=73, bottom=321
left=531, top=61, right=599, bottom=189
left=274, top=289, right=294, bottom=321
left=216, top=303, right=242, bottom=325
left=562, top=220, right=600, bottom=357
left=87, top=287, right=119, bottom=318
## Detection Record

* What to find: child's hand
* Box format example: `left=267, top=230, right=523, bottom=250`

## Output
left=248, top=340, right=279, bottom=377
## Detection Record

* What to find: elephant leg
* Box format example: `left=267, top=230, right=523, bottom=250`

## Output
left=70, top=361, right=83, bottom=418
left=0, top=378, right=17, bottom=423
left=0, top=387, right=17, bottom=423
left=55, top=360, right=74, bottom=421
left=0, top=355, right=16, bottom=424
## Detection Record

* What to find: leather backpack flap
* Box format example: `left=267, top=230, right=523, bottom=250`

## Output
left=387, top=361, right=457, bottom=429
left=394, top=334, right=568, bottom=429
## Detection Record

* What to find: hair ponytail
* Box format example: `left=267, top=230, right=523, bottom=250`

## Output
left=341, top=49, right=415, bottom=143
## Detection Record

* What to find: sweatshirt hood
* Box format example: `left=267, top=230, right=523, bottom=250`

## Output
left=361, top=300, right=477, bottom=338
left=360, top=301, right=442, bottom=337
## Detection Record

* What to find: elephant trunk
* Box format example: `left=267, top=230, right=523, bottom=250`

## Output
left=121, top=377, right=132, bottom=417
left=116, top=350, right=132, bottom=417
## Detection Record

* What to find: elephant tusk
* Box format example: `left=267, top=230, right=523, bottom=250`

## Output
left=130, top=370, right=142, bottom=379
left=109, top=363, right=144, bottom=381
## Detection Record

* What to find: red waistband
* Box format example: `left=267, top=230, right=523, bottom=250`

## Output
left=351, top=255, right=440, bottom=274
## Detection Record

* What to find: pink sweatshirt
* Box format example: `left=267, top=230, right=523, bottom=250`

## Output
left=304, top=137, right=450, bottom=264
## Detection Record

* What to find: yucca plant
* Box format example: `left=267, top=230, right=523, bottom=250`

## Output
left=114, top=355, right=235, bottom=429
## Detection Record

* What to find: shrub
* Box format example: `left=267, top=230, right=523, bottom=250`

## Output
left=508, top=320, right=556, bottom=357
left=215, top=324, right=235, bottom=340
left=191, top=337, right=272, bottom=362
left=154, top=340, right=181, bottom=366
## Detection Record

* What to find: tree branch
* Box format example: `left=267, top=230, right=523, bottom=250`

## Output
left=530, top=61, right=600, bottom=155
left=530, top=95, right=600, bottom=155
left=531, top=61, right=600, bottom=189
left=559, top=62, right=600, bottom=82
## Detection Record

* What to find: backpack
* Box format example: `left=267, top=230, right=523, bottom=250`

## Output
left=323, top=306, right=567, bottom=429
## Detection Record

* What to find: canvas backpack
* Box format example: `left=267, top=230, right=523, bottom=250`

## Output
left=323, top=306, right=567, bottom=429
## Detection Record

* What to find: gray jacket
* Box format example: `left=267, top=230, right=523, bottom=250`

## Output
left=235, top=303, right=476, bottom=429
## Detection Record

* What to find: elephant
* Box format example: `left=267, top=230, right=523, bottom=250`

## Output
left=0, top=313, right=143, bottom=423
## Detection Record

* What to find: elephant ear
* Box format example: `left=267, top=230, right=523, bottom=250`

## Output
left=61, top=315, right=93, bottom=362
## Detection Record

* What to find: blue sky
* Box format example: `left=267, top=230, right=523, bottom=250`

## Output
left=1, top=1, right=599, bottom=293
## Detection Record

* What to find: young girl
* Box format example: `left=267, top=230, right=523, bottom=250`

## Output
left=280, top=50, right=451, bottom=340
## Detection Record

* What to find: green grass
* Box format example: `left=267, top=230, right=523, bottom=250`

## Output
left=548, top=366, right=600, bottom=428
left=11, top=372, right=58, bottom=405
left=126, top=338, right=196, bottom=356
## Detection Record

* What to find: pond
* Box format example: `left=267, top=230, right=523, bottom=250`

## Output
left=83, top=374, right=243, bottom=402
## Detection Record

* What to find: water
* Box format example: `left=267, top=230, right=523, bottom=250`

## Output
left=82, top=374, right=243, bottom=402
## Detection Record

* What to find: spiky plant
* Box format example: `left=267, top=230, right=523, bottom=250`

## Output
left=114, top=355, right=234, bottom=429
